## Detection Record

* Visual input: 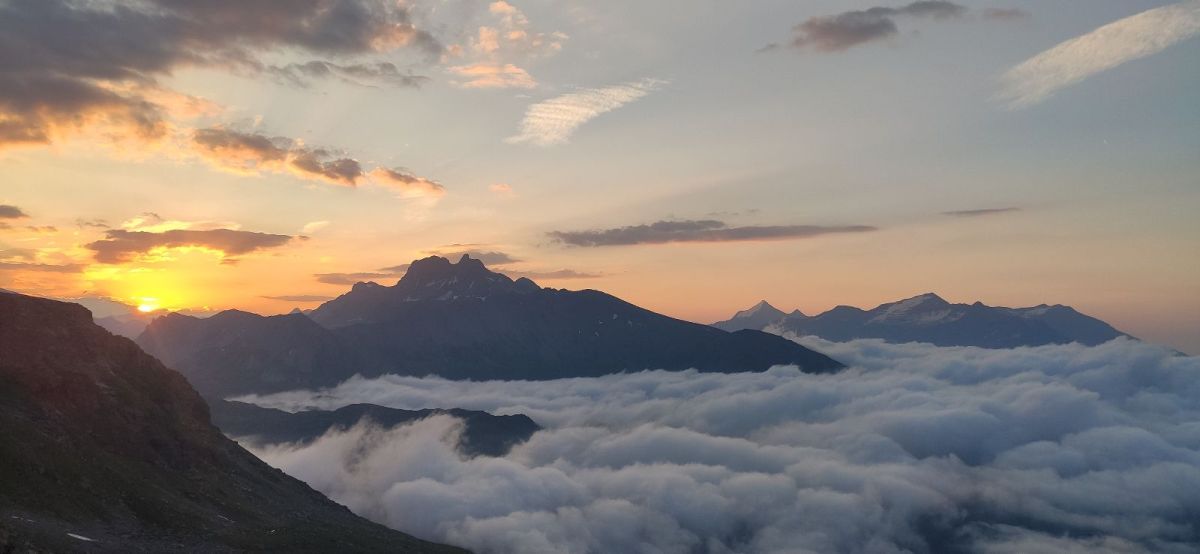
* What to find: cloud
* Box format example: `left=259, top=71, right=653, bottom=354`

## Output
left=74, top=218, right=110, bottom=229
left=238, top=337, right=1200, bottom=554
left=983, top=8, right=1031, bottom=21
left=191, top=128, right=365, bottom=186
left=369, top=168, right=446, bottom=198
left=267, top=61, right=429, bottom=88
left=489, top=183, right=515, bottom=196
left=0, top=0, right=438, bottom=148
left=86, top=228, right=294, bottom=264
left=501, top=269, right=602, bottom=280
left=942, top=207, right=1021, bottom=217
left=506, top=79, right=665, bottom=146
left=448, top=63, right=537, bottom=89
left=785, top=1, right=967, bottom=52
left=0, top=261, right=82, bottom=273
left=315, top=271, right=404, bottom=286
left=260, top=294, right=335, bottom=303
left=301, top=221, right=331, bottom=234
left=0, top=205, right=29, bottom=219
left=998, top=1, right=1200, bottom=109
left=548, top=219, right=877, bottom=247
left=425, top=248, right=519, bottom=266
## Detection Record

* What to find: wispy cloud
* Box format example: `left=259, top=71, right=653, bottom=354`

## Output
left=260, top=294, right=334, bottom=303
left=449, top=63, right=537, bottom=89
left=506, top=79, right=665, bottom=146
left=998, top=1, right=1200, bottom=109
left=549, top=219, right=877, bottom=247
left=942, top=207, right=1021, bottom=217
left=502, top=268, right=601, bottom=280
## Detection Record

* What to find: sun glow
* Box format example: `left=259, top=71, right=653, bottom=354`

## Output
left=137, top=299, right=160, bottom=313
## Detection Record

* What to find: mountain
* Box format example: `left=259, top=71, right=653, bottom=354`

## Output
left=712, top=301, right=798, bottom=332
left=211, top=401, right=540, bottom=457
left=715, top=293, right=1129, bottom=348
left=0, top=292, right=465, bottom=553
left=139, top=255, right=843, bottom=398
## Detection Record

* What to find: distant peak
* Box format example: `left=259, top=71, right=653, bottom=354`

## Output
left=911, top=292, right=947, bottom=303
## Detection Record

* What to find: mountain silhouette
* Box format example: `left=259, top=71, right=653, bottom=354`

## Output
left=139, top=255, right=843, bottom=398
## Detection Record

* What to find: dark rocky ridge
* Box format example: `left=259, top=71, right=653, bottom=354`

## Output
left=0, top=292, right=466, bottom=553
left=211, top=401, right=540, bottom=458
left=140, top=255, right=844, bottom=398
left=715, top=293, right=1130, bottom=348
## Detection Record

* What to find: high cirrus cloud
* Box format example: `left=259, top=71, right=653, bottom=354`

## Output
left=548, top=219, right=877, bottom=247
left=87, top=228, right=294, bottom=264
left=0, top=0, right=438, bottom=147
left=781, top=1, right=968, bottom=52
left=237, top=337, right=1200, bottom=554
left=506, top=79, right=665, bottom=146
left=998, top=1, right=1200, bottom=109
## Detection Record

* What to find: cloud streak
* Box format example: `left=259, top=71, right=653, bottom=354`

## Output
left=942, top=207, right=1021, bottom=217
left=549, top=219, right=876, bottom=247
left=87, top=228, right=294, bottom=264
left=239, top=337, right=1200, bottom=554
left=0, top=205, right=29, bottom=219
left=506, top=79, right=664, bottom=146
left=998, top=1, right=1200, bottom=109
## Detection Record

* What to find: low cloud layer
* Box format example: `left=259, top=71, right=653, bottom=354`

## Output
left=507, top=79, right=664, bottom=146
left=87, top=228, right=294, bottom=264
left=315, top=270, right=405, bottom=286
left=998, top=1, right=1200, bottom=108
left=260, top=294, right=335, bottom=303
left=783, top=1, right=967, bottom=52
left=549, top=219, right=876, bottom=247
left=239, top=337, right=1200, bottom=553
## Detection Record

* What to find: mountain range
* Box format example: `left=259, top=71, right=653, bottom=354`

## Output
left=713, top=293, right=1130, bottom=348
left=138, top=255, right=844, bottom=398
left=0, top=291, right=464, bottom=553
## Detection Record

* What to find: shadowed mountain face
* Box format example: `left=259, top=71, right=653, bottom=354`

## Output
left=139, top=255, right=843, bottom=398
left=0, top=292, right=465, bottom=553
left=715, top=293, right=1130, bottom=349
left=211, top=401, right=540, bottom=458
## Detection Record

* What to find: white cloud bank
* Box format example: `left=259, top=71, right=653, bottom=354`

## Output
left=999, top=1, right=1200, bottom=108
left=506, top=79, right=665, bottom=146
left=240, top=337, right=1200, bottom=553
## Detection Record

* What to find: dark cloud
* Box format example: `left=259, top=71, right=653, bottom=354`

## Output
left=983, top=8, right=1031, bottom=20
left=502, top=269, right=602, bottom=280
left=0, top=0, right=438, bottom=147
left=24, top=226, right=58, bottom=234
left=260, top=294, right=335, bottom=303
left=315, top=271, right=403, bottom=286
left=549, top=219, right=877, bottom=247
left=239, top=338, right=1200, bottom=554
left=0, top=205, right=29, bottom=219
left=370, top=168, right=446, bottom=198
left=192, top=128, right=365, bottom=186
left=942, top=207, right=1021, bottom=217
left=785, top=1, right=967, bottom=52
left=86, top=228, right=294, bottom=264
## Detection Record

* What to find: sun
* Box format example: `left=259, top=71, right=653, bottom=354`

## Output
left=136, top=298, right=160, bottom=313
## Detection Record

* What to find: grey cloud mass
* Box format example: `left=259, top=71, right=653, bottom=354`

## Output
left=260, top=294, right=335, bottom=303
left=0, top=205, right=29, bottom=219
left=787, top=1, right=968, bottom=52
left=0, top=0, right=439, bottom=147
left=87, top=228, right=294, bottom=264
left=549, top=219, right=876, bottom=247
left=240, top=337, right=1200, bottom=554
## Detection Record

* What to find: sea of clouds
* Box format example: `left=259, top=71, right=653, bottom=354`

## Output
left=237, top=337, right=1200, bottom=553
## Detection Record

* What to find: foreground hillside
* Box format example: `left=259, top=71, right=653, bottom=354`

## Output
left=0, top=292, right=465, bottom=553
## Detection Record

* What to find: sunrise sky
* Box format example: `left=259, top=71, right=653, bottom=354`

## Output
left=1, top=0, right=1197, bottom=352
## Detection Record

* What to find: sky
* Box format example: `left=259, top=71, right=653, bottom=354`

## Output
left=0, top=0, right=1197, bottom=352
